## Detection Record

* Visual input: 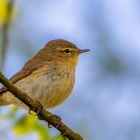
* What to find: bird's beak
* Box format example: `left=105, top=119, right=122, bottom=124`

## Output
left=79, top=49, right=90, bottom=54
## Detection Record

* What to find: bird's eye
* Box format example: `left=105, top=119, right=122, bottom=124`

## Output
left=64, top=49, right=70, bottom=54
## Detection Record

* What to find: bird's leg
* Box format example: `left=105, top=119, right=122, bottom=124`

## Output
left=60, top=133, right=67, bottom=138
left=38, top=114, right=62, bottom=128
left=36, top=113, right=61, bottom=128
left=48, top=122, right=52, bottom=128
left=29, top=101, right=43, bottom=115
left=54, top=115, right=62, bottom=128
left=29, top=102, right=62, bottom=129
left=47, top=114, right=62, bottom=128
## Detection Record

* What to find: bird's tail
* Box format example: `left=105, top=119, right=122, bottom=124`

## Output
left=0, top=98, right=8, bottom=106
left=0, top=87, right=29, bottom=109
left=0, top=88, right=26, bottom=108
left=0, top=87, right=7, bottom=94
left=0, top=87, right=9, bottom=106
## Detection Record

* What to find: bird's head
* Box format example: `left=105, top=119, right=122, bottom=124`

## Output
left=43, top=39, right=90, bottom=66
left=32, top=39, right=90, bottom=68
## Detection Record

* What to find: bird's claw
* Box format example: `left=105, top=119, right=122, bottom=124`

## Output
left=29, top=101, right=43, bottom=115
left=47, top=115, right=61, bottom=128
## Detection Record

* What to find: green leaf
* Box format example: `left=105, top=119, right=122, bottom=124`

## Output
left=12, top=113, right=50, bottom=140
left=53, top=134, right=69, bottom=140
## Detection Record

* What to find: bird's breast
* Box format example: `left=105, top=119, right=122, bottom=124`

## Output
left=15, top=66, right=75, bottom=109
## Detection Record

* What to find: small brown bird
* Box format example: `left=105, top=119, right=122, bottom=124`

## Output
left=0, top=39, right=89, bottom=109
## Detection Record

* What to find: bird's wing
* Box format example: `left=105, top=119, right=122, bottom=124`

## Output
left=0, top=62, right=48, bottom=94
left=10, top=63, right=47, bottom=83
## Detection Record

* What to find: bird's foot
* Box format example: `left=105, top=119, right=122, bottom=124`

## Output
left=29, top=101, right=43, bottom=115
left=48, top=115, right=62, bottom=128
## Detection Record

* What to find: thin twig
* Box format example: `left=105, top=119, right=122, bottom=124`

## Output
left=0, top=71, right=83, bottom=140
left=0, top=0, right=15, bottom=70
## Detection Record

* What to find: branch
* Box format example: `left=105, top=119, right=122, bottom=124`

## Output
left=0, top=71, right=83, bottom=140
left=1, top=0, right=15, bottom=70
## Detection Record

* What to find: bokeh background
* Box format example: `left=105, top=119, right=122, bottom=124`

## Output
left=0, top=0, right=140, bottom=140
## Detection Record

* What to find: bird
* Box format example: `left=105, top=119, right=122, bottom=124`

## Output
left=0, top=39, right=90, bottom=109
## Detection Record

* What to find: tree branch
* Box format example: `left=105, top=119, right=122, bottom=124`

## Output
left=1, top=0, right=15, bottom=70
left=0, top=71, right=83, bottom=140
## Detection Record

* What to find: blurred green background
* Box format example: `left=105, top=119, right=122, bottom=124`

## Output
left=0, top=0, right=140, bottom=140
